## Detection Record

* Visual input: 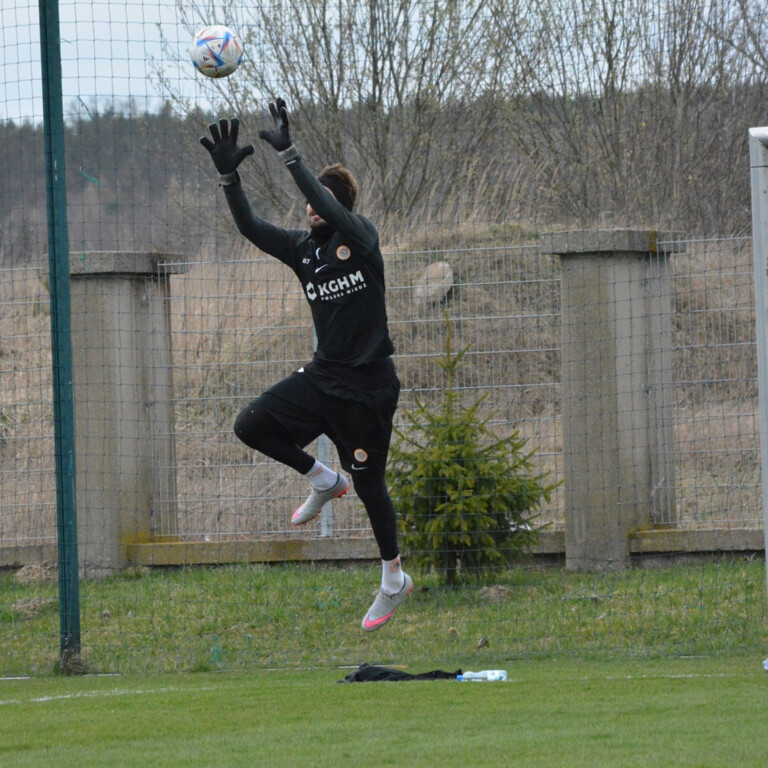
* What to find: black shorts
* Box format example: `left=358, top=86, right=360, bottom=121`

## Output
left=253, top=358, right=400, bottom=477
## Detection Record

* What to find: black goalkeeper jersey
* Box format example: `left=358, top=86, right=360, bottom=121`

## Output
left=223, top=159, right=395, bottom=369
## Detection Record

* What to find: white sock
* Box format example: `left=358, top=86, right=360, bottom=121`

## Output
left=381, top=556, right=405, bottom=595
left=305, top=460, right=338, bottom=491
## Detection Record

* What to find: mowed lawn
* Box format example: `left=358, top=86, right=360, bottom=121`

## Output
left=1, top=656, right=767, bottom=767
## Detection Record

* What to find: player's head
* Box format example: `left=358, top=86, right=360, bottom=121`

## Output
left=307, top=164, right=358, bottom=229
left=317, top=164, right=358, bottom=212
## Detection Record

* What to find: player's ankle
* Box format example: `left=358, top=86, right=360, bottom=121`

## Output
left=381, top=556, right=405, bottom=595
left=305, top=460, right=337, bottom=490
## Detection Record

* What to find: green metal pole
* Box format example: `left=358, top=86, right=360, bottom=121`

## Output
left=38, top=0, right=82, bottom=673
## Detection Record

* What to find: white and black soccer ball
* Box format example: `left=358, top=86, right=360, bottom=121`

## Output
left=190, top=25, right=244, bottom=79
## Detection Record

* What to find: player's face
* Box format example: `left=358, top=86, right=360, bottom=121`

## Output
left=307, top=186, right=335, bottom=229
left=306, top=202, right=325, bottom=229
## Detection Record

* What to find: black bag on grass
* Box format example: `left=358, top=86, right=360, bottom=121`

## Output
left=337, top=663, right=461, bottom=683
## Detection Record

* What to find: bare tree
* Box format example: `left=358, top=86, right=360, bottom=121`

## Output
left=152, top=0, right=768, bottom=236
left=631, top=0, right=754, bottom=229
left=489, top=0, right=765, bottom=232
left=487, top=0, right=644, bottom=223
left=161, top=0, right=507, bottom=232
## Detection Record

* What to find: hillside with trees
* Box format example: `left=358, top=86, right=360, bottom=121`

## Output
left=3, top=0, right=768, bottom=265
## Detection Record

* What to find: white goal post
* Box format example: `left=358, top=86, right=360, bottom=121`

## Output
left=748, top=126, right=768, bottom=606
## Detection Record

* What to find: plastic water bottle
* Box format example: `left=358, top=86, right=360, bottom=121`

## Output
left=456, top=669, right=508, bottom=682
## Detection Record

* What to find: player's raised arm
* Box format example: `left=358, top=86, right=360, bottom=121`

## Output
left=259, top=98, right=376, bottom=253
left=200, top=117, right=298, bottom=261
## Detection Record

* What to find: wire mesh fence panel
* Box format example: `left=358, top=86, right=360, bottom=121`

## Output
left=0, top=267, right=57, bottom=550
left=158, top=243, right=564, bottom=546
left=1, top=1, right=768, bottom=675
left=163, top=250, right=320, bottom=541
left=388, top=244, right=564, bottom=525
left=666, top=237, right=761, bottom=531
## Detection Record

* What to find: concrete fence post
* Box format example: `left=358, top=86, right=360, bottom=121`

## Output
left=541, top=231, right=683, bottom=571
left=69, top=252, right=185, bottom=577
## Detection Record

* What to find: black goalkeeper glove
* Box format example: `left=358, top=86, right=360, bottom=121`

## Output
left=200, top=118, right=255, bottom=184
left=258, top=98, right=300, bottom=165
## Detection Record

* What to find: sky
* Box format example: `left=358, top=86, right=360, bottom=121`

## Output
left=1, top=0, right=215, bottom=123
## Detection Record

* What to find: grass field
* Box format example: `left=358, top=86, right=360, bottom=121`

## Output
left=4, top=559, right=768, bottom=677
left=3, top=559, right=768, bottom=677
left=3, top=560, right=768, bottom=764
left=1, top=656, right=767, bottom=767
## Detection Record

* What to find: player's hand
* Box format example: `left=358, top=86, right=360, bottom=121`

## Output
left=258, top=98, right=292, bottom=152
left=200, top=118, right=254, bottom=174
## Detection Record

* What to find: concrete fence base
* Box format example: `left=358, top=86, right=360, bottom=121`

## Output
left=542, top=231, right=684, bottom=571
left=69, top=252, right=185, bottom=577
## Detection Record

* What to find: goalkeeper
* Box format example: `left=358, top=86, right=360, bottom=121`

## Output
left=200, top=99, right=412, bottom=631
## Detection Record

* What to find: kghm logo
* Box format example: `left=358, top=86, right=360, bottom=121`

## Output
left=305, top=270, right=366, bottom=301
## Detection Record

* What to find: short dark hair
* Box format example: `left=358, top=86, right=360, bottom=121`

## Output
left=317, top=163, right=358, bottom=211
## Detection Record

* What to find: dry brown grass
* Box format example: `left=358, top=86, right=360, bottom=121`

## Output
left=0, top=267, right=57, bottom=542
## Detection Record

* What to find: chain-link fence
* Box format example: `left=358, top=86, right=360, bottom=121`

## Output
left=2, top=0, right=767, bottom=675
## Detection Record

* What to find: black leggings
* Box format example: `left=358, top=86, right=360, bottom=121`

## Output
left=234, top=405, right=400, bottom=561
left=234, top=403, right=315, bottom=473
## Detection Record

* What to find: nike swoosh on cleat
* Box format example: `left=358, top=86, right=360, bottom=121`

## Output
left=363, top=611, right=395, bottom=631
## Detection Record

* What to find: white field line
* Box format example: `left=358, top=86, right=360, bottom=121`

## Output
left=0, top=684, right=218, bottom=707
left=0, top=670, right=751, bottom=706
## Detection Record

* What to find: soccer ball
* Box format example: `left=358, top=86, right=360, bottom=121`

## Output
left=190, top=25, right=244, bottom=79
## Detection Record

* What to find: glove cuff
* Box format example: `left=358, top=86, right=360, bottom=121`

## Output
left=278, top=144, right=301, bottom=166
left=218, top=171, right=240, bottom=187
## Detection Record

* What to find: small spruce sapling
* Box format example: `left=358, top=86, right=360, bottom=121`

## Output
left=388, top=319, right=556, bottom=585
